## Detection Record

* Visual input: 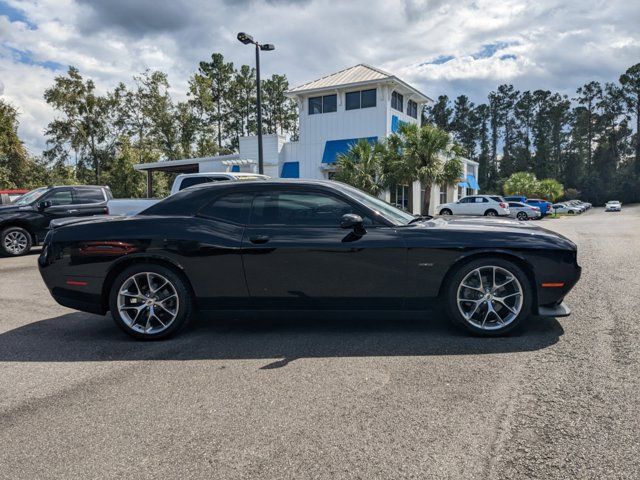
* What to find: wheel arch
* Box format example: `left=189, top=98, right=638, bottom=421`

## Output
left=101, top=255, right=197, bottom=312
left=438, top=250, right=538, bottom=309
left=0, top=220, right=37, bottom=244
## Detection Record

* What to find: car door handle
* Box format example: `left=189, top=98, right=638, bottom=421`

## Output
left=68, top=209, right=79, bottom=214
left=249, top=235, right=270, bottom=244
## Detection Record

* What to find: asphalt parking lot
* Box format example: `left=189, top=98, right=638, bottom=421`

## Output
left=1, top=206, right=639, bottom=479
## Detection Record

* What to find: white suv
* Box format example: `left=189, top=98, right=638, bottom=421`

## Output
left=437, top=195, right=510, bottom=217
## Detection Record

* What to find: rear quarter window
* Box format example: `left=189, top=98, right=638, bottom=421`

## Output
left=73, top=188, right=106, bottom=204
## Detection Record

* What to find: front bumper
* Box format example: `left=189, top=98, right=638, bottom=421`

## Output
left=537, top=301, right=571, bottom=317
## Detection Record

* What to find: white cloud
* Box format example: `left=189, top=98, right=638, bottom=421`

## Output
left=0, top=0, right=639, bottom=154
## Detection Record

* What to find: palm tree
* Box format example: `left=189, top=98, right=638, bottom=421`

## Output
left=537, top=178, right=564, bottom=202
left=394, top=123, right=464, bottom=213
left=334, top=139, right=386, bottom=195
left=503, top=171, right=539, bottom=197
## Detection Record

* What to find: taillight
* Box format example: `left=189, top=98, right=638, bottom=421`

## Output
left=500, top=202, right=507, bottom=209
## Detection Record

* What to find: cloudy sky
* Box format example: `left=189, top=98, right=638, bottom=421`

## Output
left=1, top=0, right=639, bottom=154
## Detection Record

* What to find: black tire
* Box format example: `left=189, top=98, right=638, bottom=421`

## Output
left=1, top=226, right=32, bottom=256
left=440, top=208, right=453, bottom=216
left=516, top=211, right=528, bottom=221
left=568, top=210, right=575, bottom=215
left=484, top=209, right=498, bottom=216
left=444, top=257, right=533, bottom=336
left=109, top=263, right=194, bottom=340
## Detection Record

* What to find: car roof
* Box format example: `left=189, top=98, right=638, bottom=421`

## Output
left=184, top=178, right=338, bottom=190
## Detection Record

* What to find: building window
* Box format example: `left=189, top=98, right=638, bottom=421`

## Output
left=439, top=184, right=447, bottom=204
left=391, top=91, right=404, bottom=112
left=345, top=88, right=377, bottom=111
left=407, top=100, right=418, bottom=118
left=309, top=94, right=337, bottom=115
left=390, top=184, right=409, bottom=211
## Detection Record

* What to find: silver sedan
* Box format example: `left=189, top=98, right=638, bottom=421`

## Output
left=507, top=201, right=542, bottom=220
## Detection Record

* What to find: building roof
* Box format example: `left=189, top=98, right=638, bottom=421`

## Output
left=133, top=153, right=241, bottom=172
left=286, top=64, right=432, bottom=103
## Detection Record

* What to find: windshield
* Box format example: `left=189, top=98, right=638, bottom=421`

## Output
left=12, top=187, right=48, bottom=205
left=336, top=183, right=416, bottom=225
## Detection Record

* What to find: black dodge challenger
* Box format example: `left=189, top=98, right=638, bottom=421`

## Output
left=38, top=180, right=581, bottom=340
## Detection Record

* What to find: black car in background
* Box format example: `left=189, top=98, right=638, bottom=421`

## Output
left=0, top=185, right=112, bottom=256
left=38, top=180, right=581, bottom=339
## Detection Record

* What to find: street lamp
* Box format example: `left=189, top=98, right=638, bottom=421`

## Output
left=237, top=32, right=275, bottom=175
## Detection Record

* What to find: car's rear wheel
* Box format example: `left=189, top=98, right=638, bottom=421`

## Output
left=109, top=264, right=193, bottom=340
left=445, top=257, right=532, bottom=336
left=516, top=211, right=528, bottom=221
left=1, top=226, right=32, bottom=256
left=568, top=210, right=575, bottom=215
left=484, top=209, right=498, bottom=216
left=440, top=208, right=453, bottom=216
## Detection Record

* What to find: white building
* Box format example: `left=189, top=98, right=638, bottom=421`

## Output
left=135, top=64, right=479, bottom=214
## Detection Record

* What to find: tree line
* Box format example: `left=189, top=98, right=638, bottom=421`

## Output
left=423, top=63, right=640, bottom=204
left=0, top=52, right=298, bottom=197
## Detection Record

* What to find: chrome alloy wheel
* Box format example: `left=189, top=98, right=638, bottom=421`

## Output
left=4, top=230, right=28, bottom=255
left=117, top=272, right=179, bottom=334
left=456, top=265, right=524, bottom=330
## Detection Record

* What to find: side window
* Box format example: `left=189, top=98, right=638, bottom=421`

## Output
left=250, top=191, right=365, bottom=226
left=459, top=197, right=472, bottom=204
left=73, top=188, right=105, bottom=204
left=179, top=177, right=219, bottom=191
left=44, top=189, right=73, bottom=206
left=201, top=192, right=252, bottom=224
left=508, top=202, right=518, bottom=208
left=476, top=197, right=488, bottom=203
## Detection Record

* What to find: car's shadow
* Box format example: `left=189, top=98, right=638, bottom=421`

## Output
left=0, top=310, right=564, bottom=368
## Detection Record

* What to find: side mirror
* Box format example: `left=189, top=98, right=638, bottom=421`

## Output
left=340, top=213, right=365, bottom=235
left=37, top=200, right=52, bottom=211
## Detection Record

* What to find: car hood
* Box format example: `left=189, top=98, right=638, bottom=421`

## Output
left=0, top=204, right=20, bottom=214
left=406, top=216, right=576, bottom=249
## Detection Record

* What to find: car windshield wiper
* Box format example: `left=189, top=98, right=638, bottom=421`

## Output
left=408, top=215, right=433, bottom=224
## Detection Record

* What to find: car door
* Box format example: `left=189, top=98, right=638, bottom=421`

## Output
left=34, top=187, right=73, bottom=239
left=462, top=196, right=481, bottom=215
left=241, top=187, right=407, bottom=310
left=454, top=196, right=473, bottom=214
left=71, top=187, right=109, bottom=217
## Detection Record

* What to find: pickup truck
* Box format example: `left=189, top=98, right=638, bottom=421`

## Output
left=0, top=185, right=112, bottom=256
left=107, top=172, right=269, bottom=216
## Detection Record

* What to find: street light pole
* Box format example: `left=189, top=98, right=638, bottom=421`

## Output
left=255, top=42, right=264, bottom=175
left=237, top=32, right=274, bottom=176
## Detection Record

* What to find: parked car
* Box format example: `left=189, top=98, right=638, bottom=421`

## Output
left=507, top=202, right=541, bottom=220
left=573, top=200, right=592, bottom=210
left=0, top=185, right=112, bottom=256
left=525, top=198, right=552, bottom=216
left=38, top=180, right=581, bottom=339
left=564, top=200, right=587, bottom=213
left=605, top=200, right=622, bottom=212
left=437, top=195, right=510, bottom=217
left=551, top=203, right=582, bottom=215
left=0, top=189, right=29, bottom=204
left=107, top=172, right=270, bottom=216
left=170, top=172, right=269, bottom=195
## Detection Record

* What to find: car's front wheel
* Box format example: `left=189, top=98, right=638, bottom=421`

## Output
left=516, top=211, right=528, bottom=220
left=440, top=208, right=453, bottom=216
left=445, top=257, right=532, bottom=335
left=1, top=226, right=32, bottom=256
left=109, top=263, right=194, bottom=340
